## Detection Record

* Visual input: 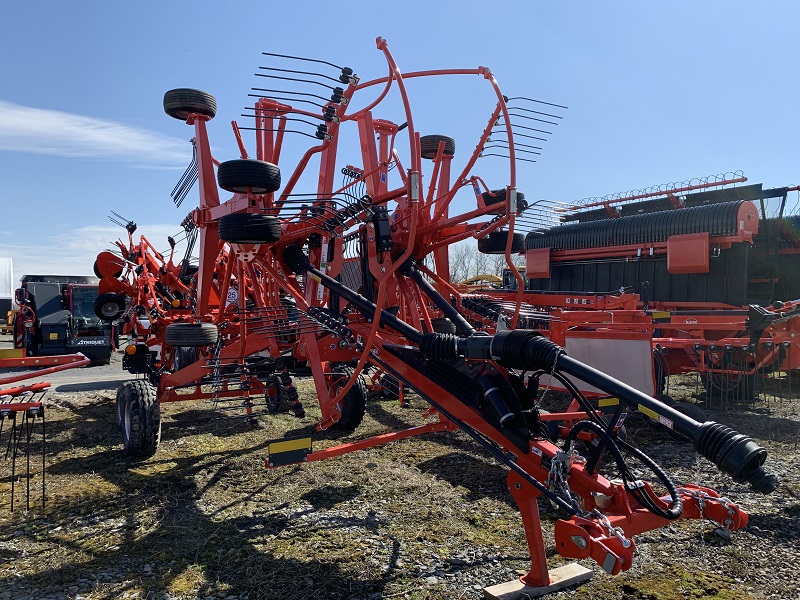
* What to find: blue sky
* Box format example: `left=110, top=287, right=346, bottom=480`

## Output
left=1, top=1, right=797, bottom=284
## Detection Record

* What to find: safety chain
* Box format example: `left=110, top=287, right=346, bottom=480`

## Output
left=590, top=509, right=632, bottom=548
left=535, top=344, right=561, bottom=407
left=546, top=448, right=584, bottom=511
left=676, top=486, right=738, bottom=529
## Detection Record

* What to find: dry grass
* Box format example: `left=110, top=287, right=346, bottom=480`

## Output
left=0, top=373, right=798, bottom=599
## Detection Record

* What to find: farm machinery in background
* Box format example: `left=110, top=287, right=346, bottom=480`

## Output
left=12, top=274, right=115, bottom=366
left=94, top=37, right=779, bottom=595
left=0, top=348, right=91, bottom=511
left=477, top=176, right=800, bottom=410
left=1, top=275, right=111, bottom=510
left=1, top=275, right=100, bottom=509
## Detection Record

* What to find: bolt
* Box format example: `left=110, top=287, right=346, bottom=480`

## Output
left=570, top=535, right=588, bottom=549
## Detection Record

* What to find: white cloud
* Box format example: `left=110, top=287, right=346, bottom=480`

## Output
left=0, top=100, right=192, bottom=167
left=0, top=223, right=196, bottom=284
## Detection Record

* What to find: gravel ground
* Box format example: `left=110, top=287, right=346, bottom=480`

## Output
left=0, top=346, right=798, bottom=600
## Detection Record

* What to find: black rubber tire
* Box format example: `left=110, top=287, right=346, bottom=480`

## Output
left=164, top=322, right=219, bottom=347
left=330, top=366, right=367, bottom=430
left=265, top=377, right=293, bottom=414
left=179, top=262, right=199, bottom=285
left=163, top=88, right=217, bottom=121
left=481, top=189, right=526, bottom=211
left=659, top=394, right=677, bottom=407
left=420, top=135, right=456, bottom=159
left=477, top=231, right=525, bottom=254
left=431, top=317, right=457, bottom=335
left=654, top=356, right=668, bottom=398
left=666, top=401, right=707, bottom=442
left=173, top=346, right=198, bottom=371
left=218, top=213, right=281, bottom=244
left=94, top=293, right=126, bottom=321
left=121, top=380, right=161, bottom=458
left=536, top=408, right=561, bottom=442
left=217, top=159, right=281, bottom=194
left=90, top=352, right=112, bottom=367
left=115, top=385, right=126, bottom=430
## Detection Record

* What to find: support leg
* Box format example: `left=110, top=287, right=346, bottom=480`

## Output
left=483, top=470, right=592, bottom=599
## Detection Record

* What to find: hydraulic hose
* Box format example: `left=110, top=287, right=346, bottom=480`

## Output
left=404, top=263, right=476, bottom=336
left=456, top=330, right=777, bottom=494
left=282, top=244, right=423, bottom=342
left=281, top=245, right=776, bottom=494
left=562, top=420, right=683, bottom=520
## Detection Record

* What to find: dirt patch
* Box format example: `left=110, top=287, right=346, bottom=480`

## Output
left=0, top=368, right=798, bottom=600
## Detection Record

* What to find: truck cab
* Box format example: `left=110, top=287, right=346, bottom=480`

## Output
left=13, top=275, right=115, bottom=365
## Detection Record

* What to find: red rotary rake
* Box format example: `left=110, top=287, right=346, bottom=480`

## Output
left=94, top=38, right=777, bottom=594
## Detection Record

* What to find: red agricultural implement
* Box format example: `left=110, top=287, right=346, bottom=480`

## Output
left=0, top=350, right=90, bottom=510
left=507, top=176, right=800, bottom=408
left=98, top=38, right=779, bottom=595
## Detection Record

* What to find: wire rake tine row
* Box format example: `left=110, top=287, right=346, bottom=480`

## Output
left=1, top=398, right=46, bottom=512
left=171, top=142, right=198, bottom=208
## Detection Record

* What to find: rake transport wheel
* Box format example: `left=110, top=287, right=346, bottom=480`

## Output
left=534, top=408, right=561, bottom=442
left=173, top=346, right=198, bottom=371
left=481, top=189, right=527, bottom=213
left=94, top=292, right=126, bottom=321
left=163, top=88, right=217, bottom=121
left=477, top=230, right=525, bottom=254
left=265, top=376, right=294, bottom=414
left=379, top=373, right=401, bottom=399
left=217, top=159, right=281, bottom=194
left=115, top=385, right=126, bottom=430
left=121, top=380, right=161, bottom=458
left=218, top=213, right=282, bottom=244
left=419, top=134, right=456, bottom=159
left=330, top=366, right=367, bottom=430
left=93, top=260, right=123, bottom=279
left=164, top=322, right=219, bottom=347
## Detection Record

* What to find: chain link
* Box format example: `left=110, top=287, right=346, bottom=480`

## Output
left=590, top=509, right=632, bottom=548
left=676, top=486, right=738, bottom=528
left=547, top=449, right=584, bottom=512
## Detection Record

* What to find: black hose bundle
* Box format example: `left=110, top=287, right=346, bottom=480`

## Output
left=476, top=330, right=776, bottom=494
left=562, top=420, right=684, bottom=520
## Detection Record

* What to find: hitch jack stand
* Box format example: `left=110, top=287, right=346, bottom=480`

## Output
left=483, top=471, right=593, bottom=599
